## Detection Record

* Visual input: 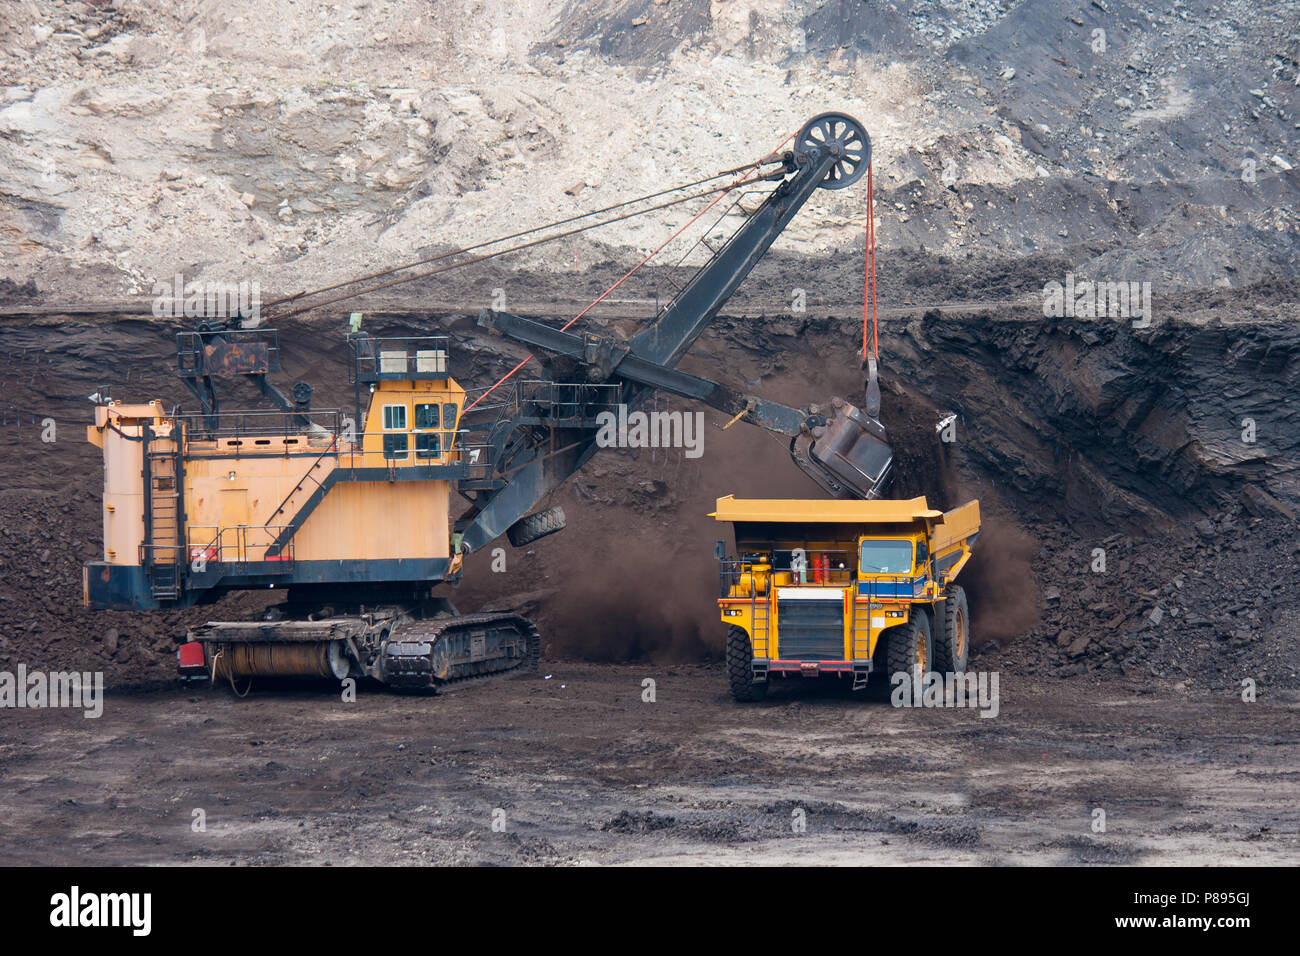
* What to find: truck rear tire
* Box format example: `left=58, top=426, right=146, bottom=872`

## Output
left=885, top=609, right=933, bottom=690
left=935, top=585, right=970, bottom=674
left=726, top=626, right=767, bottom=702
left=506, top=506, right=567, bottom=547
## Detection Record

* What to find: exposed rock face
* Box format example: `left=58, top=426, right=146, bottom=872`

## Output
left=1, top=0, right=1297, bottom=303
left=1, top=285, right=1297, bottom=688
left=882, top=293, right=1300, bottom=522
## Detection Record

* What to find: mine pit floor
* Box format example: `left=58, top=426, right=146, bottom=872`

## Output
left=1, top=664, right=1296, bottom=866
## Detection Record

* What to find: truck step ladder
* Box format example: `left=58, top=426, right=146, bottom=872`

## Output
left=750, top=592, right=771, bottom=660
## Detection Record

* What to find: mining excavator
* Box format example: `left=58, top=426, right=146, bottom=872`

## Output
left=83, top=112, right=896, bottom=691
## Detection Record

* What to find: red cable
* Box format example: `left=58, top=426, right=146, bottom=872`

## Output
left=866, top=161, right=878, bottom=360
left=863, top=163, right=871, bottom=360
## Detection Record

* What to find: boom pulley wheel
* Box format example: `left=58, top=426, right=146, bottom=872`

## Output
left=795, top=112, right=870, bottom=190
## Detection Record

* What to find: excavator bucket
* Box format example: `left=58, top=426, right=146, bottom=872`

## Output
left=791, top=398, right=894, bottom=499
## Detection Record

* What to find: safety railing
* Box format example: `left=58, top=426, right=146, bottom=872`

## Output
left=720, top=554, right=857, bottom=593
left=187, top=525, right=295, bottom=570
left=174, top=407, right=345, bottom=441
left=330, top=426, right=494, bottom=474
left=347, top=333, right=451, bottom=383
left=717, top=555, right=772, bottom=659
left=463, top=379, right=622, bottom=424
left=768, top=548, right=855, bottom=587
left=515, top=380, right=622, bottom=424
left=718, top=557, right=757, bottom=599
left=266, top=433, right=343, bottom=526
left=177, top=328, right=280, bottom=377
left=721, top=552, right=922, bottom=595
left=857, top=573, right=928, bottom=600
left=454, top=379, right=623, bottom=484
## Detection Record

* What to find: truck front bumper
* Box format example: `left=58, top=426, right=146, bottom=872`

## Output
left=758, top=660, right=872, bottom=679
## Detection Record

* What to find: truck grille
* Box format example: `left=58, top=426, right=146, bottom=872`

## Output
left=776, top=599, right=844, bottom=660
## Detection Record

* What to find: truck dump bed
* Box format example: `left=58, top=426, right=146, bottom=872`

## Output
left=711, top=496, right=980, bottom=589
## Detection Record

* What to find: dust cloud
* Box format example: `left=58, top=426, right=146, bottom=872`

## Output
left=463, top=367, right=1043, bottom=661
left=959, top=515, right=1042, bottom=646
left=883, top=381, right=1043, bottom=647
left=544, top=551, right=715, bottom=662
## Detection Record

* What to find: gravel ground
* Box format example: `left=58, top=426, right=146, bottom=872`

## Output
left=1, top=664, right=1296, bottom=865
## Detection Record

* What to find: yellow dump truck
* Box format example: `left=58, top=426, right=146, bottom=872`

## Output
left=711, top=496, right=980, bottom=701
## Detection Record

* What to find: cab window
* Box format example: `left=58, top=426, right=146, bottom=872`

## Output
left=383, top=434, right=409, bottom=460
left=414, top=403, right=440, bottom=429
left=858, top=539, right=913, bottom=575
left=382, top=404, right=407, bottom=430
left=415, top=433, right=441, bottom=459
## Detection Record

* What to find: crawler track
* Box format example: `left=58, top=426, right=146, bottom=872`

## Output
left=382, top=612, right=540, bottom=690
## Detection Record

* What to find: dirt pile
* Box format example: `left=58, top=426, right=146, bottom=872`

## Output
left=999, top=510, right=1300, bottom=688
left=0, top=441, right=271, bottom=689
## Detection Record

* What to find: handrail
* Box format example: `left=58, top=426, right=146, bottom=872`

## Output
left=347, top=333, right=451, bottom=383
left=266, top=432, right=340, bottom=526
left=719, top=550, right=924, bottom=594
left=187, top=524, right=296, bottom=565
left=177, top=328, right=281, bottom=377
left=174, top=407, right=344, bottom=440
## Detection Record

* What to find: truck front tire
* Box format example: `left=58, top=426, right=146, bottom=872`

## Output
left=726, top=626, right=767, bottom=702
left=885, top=608, right=933, bottom=690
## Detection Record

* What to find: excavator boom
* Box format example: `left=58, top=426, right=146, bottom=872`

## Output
left=458, top=112, right=891, bottom=550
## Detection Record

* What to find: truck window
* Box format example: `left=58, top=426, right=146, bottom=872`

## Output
left=858, top=539, right=913, bottom=575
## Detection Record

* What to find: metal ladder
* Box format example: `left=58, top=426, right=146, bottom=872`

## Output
left=144, top=431, right=183, bottom=601
left=750, top=589, right=771, bottom=659
left=852, top=597, right=875, bottom=689
left=266, top=433, right=337, bottom=529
